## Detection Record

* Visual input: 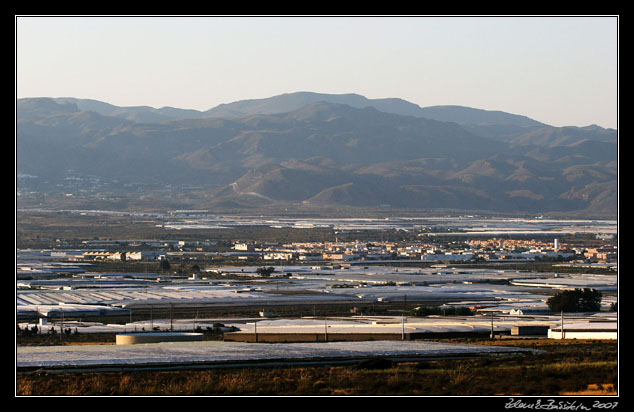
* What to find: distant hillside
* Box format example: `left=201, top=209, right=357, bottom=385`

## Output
left=16, top=93, right=618, bottom=217
left=52, top=97, right=209, bottom=123
left=417, top=105, right=546, bottom=127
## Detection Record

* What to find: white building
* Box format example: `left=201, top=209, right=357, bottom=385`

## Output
left=126, top=251, right=167, bottom=261
left=108, top=252, right=126, bottom=261
left=422, top=253, right=473, bottom=262
left=548, top=321, right=617, bottom=340
left=233, top=243, right=256, bottom=252
left=263, top=253, right=294, bottom=260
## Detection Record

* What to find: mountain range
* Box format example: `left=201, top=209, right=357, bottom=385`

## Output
left=16, top=92, right=618, bottom=217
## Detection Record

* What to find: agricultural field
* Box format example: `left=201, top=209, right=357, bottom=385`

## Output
left=15, top=210, right=619, bottom=399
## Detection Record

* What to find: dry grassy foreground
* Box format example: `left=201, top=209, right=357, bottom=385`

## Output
left=16, top=338, right=617, bottom=396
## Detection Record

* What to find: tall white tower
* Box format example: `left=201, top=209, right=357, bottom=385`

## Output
left=554, top=238, right=560, bottom=251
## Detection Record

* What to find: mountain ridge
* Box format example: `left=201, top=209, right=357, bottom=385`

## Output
left=16, top=93, right=617, bottom=217
left=45, top=92, right=555, bottom=128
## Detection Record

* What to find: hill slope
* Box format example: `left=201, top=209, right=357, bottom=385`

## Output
left=16, top=94, right=617, bottom=217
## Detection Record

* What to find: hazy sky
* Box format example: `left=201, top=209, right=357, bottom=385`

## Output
left=16, top=15, right=618, bottom=129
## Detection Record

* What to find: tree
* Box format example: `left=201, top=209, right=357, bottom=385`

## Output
left=256, top=266, right=275, bottom=277
left=547, top=288, right=602, bottom=313
left=159, top=259, right=171, bottom=272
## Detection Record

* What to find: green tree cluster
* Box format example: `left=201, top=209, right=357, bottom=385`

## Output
left=546, top=288, right=602, bottom=312
left=256, top=266, right=275, bottom=277
left=409, top=306, right=474, bottom=317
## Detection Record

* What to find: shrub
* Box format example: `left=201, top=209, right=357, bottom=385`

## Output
left=353, top=357, right=394, bottom=370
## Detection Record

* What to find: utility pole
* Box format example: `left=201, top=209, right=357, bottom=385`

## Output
left=490, top=312, right=494, bottom=339
left=324, top=318, right=328, bottom=342
left=170, top=303, right=174, bottom=332
left=401, top=293, right=407, bottom=341
left=561, top=311, right=565, bottom=340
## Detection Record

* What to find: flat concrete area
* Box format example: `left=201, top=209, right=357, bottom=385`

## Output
left=16, top=340, right=539, bottom=371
